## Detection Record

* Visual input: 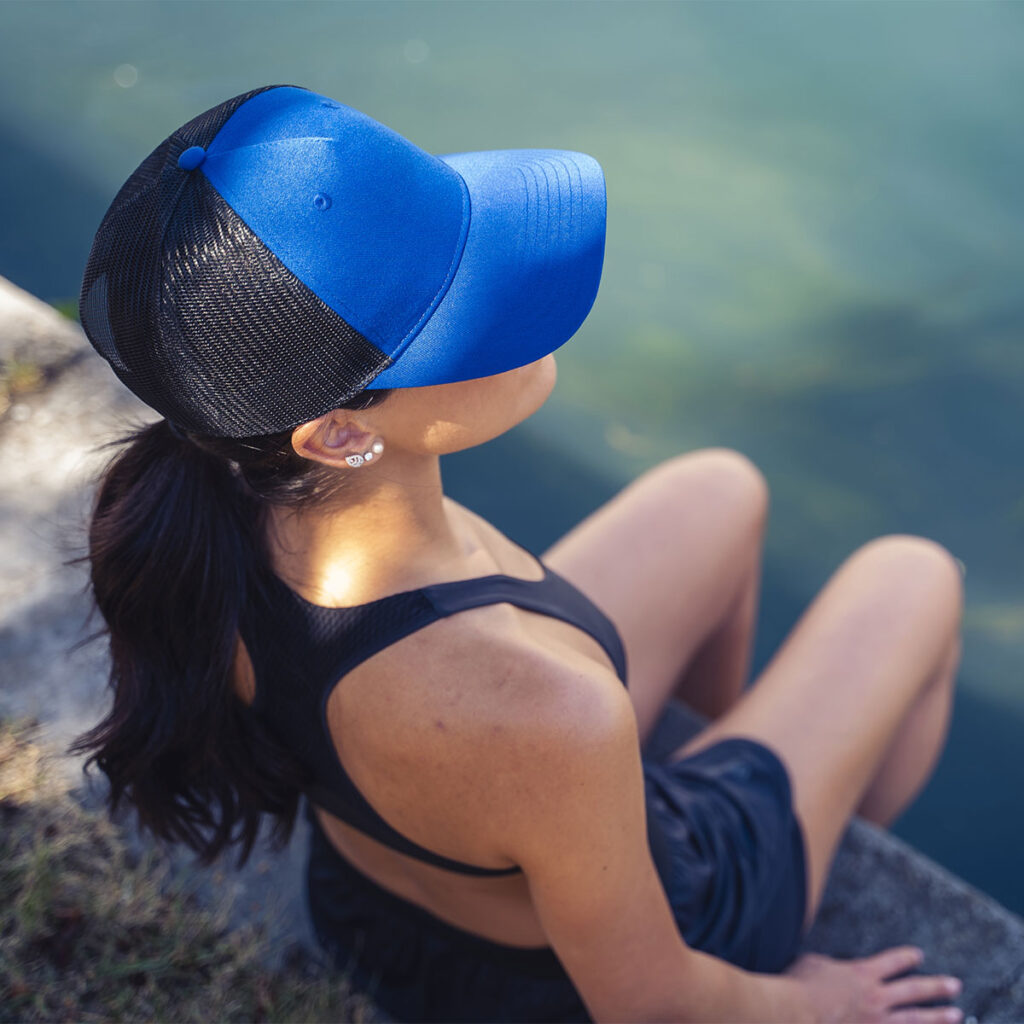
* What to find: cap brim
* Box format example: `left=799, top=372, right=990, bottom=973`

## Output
left=366, top=149, right=606, bottom=389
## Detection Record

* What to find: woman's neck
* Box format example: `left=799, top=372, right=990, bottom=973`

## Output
left=264, top=452, right=487, bottom=606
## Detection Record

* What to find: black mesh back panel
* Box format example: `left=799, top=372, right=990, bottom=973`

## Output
left=79, top=85, right=390, bottom=437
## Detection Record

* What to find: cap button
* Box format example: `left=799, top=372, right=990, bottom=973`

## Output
left=177, top=146, right=207, bottom=171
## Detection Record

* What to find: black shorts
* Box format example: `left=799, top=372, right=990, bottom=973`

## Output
left=305, top=735, right=809, bottom=1023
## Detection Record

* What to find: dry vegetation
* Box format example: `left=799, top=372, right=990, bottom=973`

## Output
left=0, top=716, right=380, bottom=1023
left=0, top=355, right=45, bottom=419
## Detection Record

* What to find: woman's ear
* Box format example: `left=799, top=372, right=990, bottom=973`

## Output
left=290, top=410, right=378, bottom=468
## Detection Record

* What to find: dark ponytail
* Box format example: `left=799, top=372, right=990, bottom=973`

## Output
left=67, top=389, right=391, bottom=868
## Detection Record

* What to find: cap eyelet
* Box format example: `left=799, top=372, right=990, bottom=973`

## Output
left=313, top=192, right=332, bottom=211
left=177, top=146, right=207, bottom=171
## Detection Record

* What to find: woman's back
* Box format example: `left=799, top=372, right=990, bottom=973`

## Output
left=232, top=497, right=629, bottom=947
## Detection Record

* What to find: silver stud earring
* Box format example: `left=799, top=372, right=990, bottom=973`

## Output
left=346, top=438, right=384, bottom=468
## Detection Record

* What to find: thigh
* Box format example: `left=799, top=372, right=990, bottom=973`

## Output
left=541, top=448, right=769, bottom=741
left=669, top=535, right=964, bottom=931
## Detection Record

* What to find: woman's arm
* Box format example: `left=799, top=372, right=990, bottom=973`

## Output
left=490, top=661, right=811, bottom=1023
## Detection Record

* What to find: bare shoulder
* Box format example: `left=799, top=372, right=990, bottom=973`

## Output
left=329, top=604, right=638, bottom=861
left=346, top=603, right=635, bottom=755
left=470, top=629, right=642, bottom=862
left=433, top=612, right=640, bottom=856
left=392, top=603, right=631, bottom=734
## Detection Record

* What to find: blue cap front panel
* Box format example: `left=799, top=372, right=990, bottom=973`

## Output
left=368, top=149, right=606, bottom=389
left=200, top=86, right=469, bottom=354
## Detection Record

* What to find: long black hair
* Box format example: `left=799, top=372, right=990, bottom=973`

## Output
left=67, top=388, right=392, bottom=868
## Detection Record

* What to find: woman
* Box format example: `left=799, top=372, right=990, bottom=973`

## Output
left=72, top=85, right=965, bottom=1023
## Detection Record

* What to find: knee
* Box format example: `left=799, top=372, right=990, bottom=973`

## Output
left=851, top=534, right=965, bottom=624
left=649, top=447, right=770, bottom=525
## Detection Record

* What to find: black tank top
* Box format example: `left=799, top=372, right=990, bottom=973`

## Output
left=239, top=542, right=673, bottom=881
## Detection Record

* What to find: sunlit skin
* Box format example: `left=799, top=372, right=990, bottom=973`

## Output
left=266, top=353, right=558, bottom=606
left=230, top=349, right=966, bottom=1023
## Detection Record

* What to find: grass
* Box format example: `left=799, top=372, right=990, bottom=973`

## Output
left=0, top=356, right=46, bottom=419
left=0, top=297, right=80, bottom=419
left=0, top=715, right=381, bottom=1023
left=47, top=299, right=79, bottom=323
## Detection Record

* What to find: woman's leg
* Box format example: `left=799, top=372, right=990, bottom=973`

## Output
left=671, top=536, right=965, bottom=931
left=674, top=549, right=763, bottom=721
left=855, top=632, right=961, bottom=827
left=541, top=450, right=965, bottom=932
left=541, top=448, right=771, bottom=742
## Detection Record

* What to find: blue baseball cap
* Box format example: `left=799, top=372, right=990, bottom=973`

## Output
left=79, top=84, right=606, bottom=438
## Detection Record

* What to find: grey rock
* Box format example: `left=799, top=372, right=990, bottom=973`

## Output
left=0, top=275, right=87, bottom=369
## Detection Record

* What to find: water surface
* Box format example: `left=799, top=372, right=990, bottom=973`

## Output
left=2, top=0, right=1023, bottom=913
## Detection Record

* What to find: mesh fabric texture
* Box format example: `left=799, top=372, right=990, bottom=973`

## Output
left=237, top=558, right=636, bottom=877
left=79, top=84, right=390, bottom=437
left=239, top=565, right=523, bottom=876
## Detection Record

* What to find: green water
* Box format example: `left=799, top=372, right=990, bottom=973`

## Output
left=2, top=0, right=1023, bottom=913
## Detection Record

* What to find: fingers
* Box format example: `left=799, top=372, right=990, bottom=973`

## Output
left=865, top=945, right=927, bottom=980
left=848, top=946, right=965, bottom=1024
left=885, top=1006, right=963, bottom=1024
left=884, top=974, right=962, bottom=1007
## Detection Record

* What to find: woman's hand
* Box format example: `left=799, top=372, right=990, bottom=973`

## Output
left=784, top=946, right=964, bottom=1024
